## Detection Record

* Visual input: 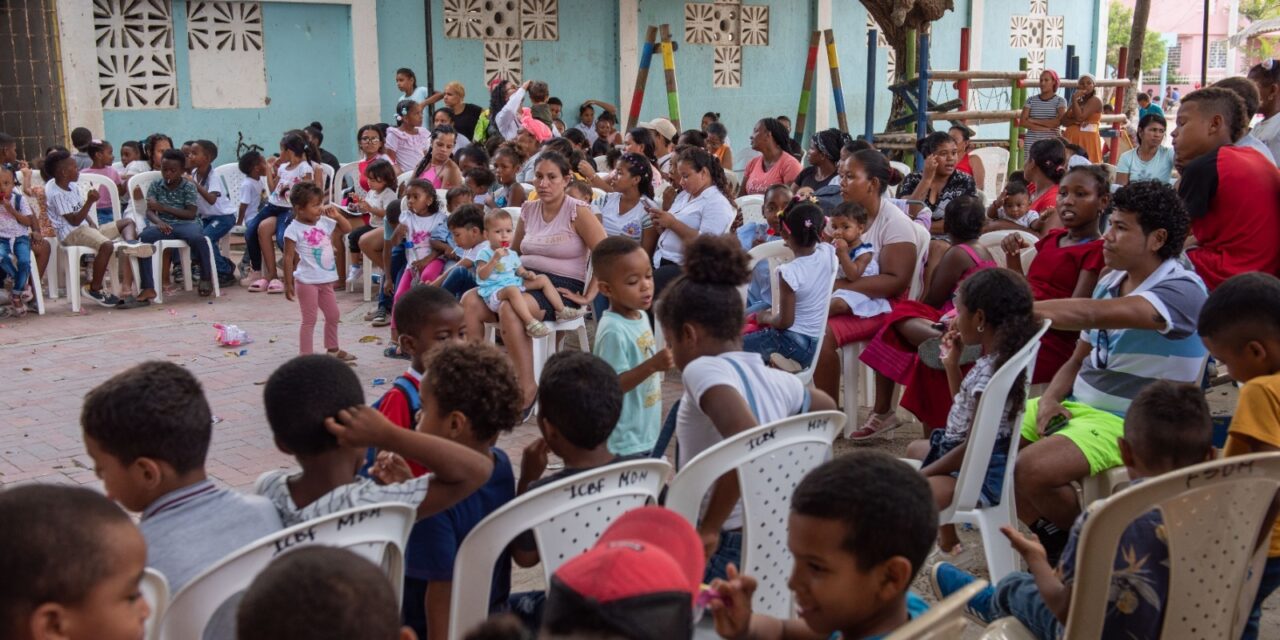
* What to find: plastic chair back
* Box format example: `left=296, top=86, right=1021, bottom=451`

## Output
left=141, top=568, right=169, bottom=640
left=888, top=579, right=989, bottom=639
left=317, top=164, right=335, bottom=198
left=333, top=161, right=362, bottom=202
left=978, top=230, right=1038, bottom=270
left=736, top=194, right=765, bottom=226
left=908, top=221, right=931, bottom=300
left=938, top=320, right=1051, bottom=582
left=746, top=241, right=793, bottom=313
left=971, top=147, right=1010, bottom=195
left=128, top=171, right=162, bottom=218
left=890, top=161, right=912, bottom=195
left=77, top=172, right=122, bottom=222
left=157, top=503, right=413, bottom=640
left=1060, top=452, right=1280, bottom=639
left=447, top=459, right=671, bottom=640
left=665, top=411, right=844, bottom=618
left=213, top=163, right=248, bottom=211
left=593, top=154, right=608, bottom=170
left=397, top=170, right=412, bottom=189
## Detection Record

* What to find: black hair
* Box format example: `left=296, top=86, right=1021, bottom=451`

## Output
left=445, top=186, right=472, bottom=210
left=141, top=133, right=174, bottom=168
left=448, top=203, right=486, bottom=231
left=1136, top=92, right=1151, bottom=103
left=1137, top=113, right=1167, bottom=132
left=535, top=150, right=573, bottom=179
left=1064, top=164, right=1110, bottom=198
left=363, top=158, right=398, bottom=190
left=948, top=124, right=973, bottom=140
left=1212, top=76, right=1262, bottom=125
left=181, top=140, right=195, bottom=149
left=239, top=150, right=264, bottom=175
left=393, top=284, right=461, bottom=341
left=1006, top=170, right=1027, bottom=186
left=192, top=139, right=218, bottom=161
left=1198, top=272, right=1280, bottom=343
left=1248, top=59, right=1280, bottom=88
left=756, top=118, right=790, bottom=151
left=548, top=96, right=563, bottom=107
left=705, top=121, right=728, bottom=140
left=956, top=269, right=1038, bottom=413
left=465, top=166, right=497, bottom=190
left=617, top=151, right=655, bottom=199
left=160, top=148, right=185, bottom=167
left=70, top=126, right=93, bottom=150
left=493, top=141, right=527, bottom=167
left=563, top=127, right=590, bottom=151
left=425, top=342, right=522, bottom=441
left=702, top=111, right=721, bottom=122
left=541, top=137, right=583, bottom=171
left=843, top=139, right=874, bottom=155
left=1004, top=181, right=1029, bottom=198
left=657, top=235, right=751, bottom=341
left=411, top=125, right=459, bottom=178
left=781, top=201, right=824, bottom=248
left=237, top=547, right=402, bottom=640
left=597, top=110, right=617, bottom=124
left=830, top=200, right=868, bottom=225
left=677, top=129, right=708, bottom=148
left=1063, top=142, right=1089, bottom=159
left=83, top=139, right=110, bottom=160
left=942, top=194, right=986, bottom=242
left=811, top=128, right=849, bottom=163
left=528, top=81, right=549, bottom=102
left=304, top=122, right=325, bottom=146
left=605, top=147, right=622, bottom=169
left=579, top=102, right=595, bottom=116
left=357, top=123, right=385, bottom=148
left=537, top=351, right=622, bottom=451
left=264, top=355, right=364, bottom=455
left=0, top=485, right=134, bottom=635
left=455, top=144, right=491, bottom=169
left=625, top=127, right=658, bottom=164
left=1027, top=138, right=1067, bottom=182
left=1110, top=180, right=1188, bottom=259
left=396, top=67, right=417, bottom=82
left=81, top=360, right=212, bottom=473
left=489, top=80, right=511, bottom=115
left=1124, top=381, right=1213, bottom=470
left=592, top=235, right=646, bottom=280
left=791, top=451, right=937, bottom=575
left=915, top=131, right=955, bottom=157
left=1181, top=87, right=1248, bottom=143
left=289, top=181, right=325, bottom=208
left=678, top=146, right=733, bottom=203
left=433, top=108, right=455, bottom=123
left=0, top=132, right=14, bottom=148
left=848, top=149, right=898, bottom=194
left=281, top=131, right=319, bottom=164
left=394, top=99, right=418, bottom=127
left=43, top=149, right=73, bottom=178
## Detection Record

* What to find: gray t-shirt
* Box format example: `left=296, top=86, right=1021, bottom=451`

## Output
left=1023, top=93, right=1067, bottom=146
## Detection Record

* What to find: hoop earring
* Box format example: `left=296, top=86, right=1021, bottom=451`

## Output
left=978, top=324, right=984, bottom=333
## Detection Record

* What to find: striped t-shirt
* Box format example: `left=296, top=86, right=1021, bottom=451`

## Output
left=1073, top=260, right=1208, bottom=415
left=1023, top=93, right=1067, bottom=146
left=256, top=468, right=431, bottom=527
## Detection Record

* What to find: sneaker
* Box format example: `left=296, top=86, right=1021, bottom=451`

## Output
left=769, top=353, right=804, bottom=373
left=83, top=286, right=121, bottom=307
left=845, top=411, right=903, bottom=442
left=119, top=242, right=154, bottom=258
left=347, top=265, right=362, bottom=283
left=218, top=272, right=238, bottom=287
left=929, top=562, right=993, bottom=625
left=370, top=308, right=390, bottom=327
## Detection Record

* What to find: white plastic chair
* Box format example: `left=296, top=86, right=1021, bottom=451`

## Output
left=1080, top=466, right=1131, bottom=508
left=978, top=230, right=1038, bottom=270
left=212, top=163, right=247, bottom=258
left=593, top=154, right=608, bottom=170
left=983, top=452, right=1280, bottom=640
left=318, top=163, right=335, bottom=199
left=156, top=503, right=414, bottom=640
left=939, top=319, right=1051, bottom=582
left=55, top=173, right=138, bottom=311
left=839, top=220, right=931, bottom=435
left=141, top=567, right=169, bottom=640
left=665, top=411, right=845, bottom=618
left=735, top=147, right=760, bottom=172
left=970, top=147, right=1010, bottom=196
left=890, top=161, right=913, bottom=195
left=128, top=171, right=221, bottom=304
left=736, top=194, right=765, bottom=226
left=332, top=161, right=363, bottom=204
left=888, top=579, right=989, bottom=639
left=447, top=459, right=671, bottom=640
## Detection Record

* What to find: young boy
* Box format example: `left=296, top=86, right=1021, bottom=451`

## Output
left=709, top=451, right=936, bottom=640
left=397, top=341, right=522, bottom=640
left=71, top=126, right=93, bottom=169
left=138, top=148, right=214, bottom=298
left=1199, top=271, right=1280, bottom=639
left=236, top=150, right=266, bottom=226
left=0, top=165, right=36, bottom=301
left=186, top=139, right=237, bottom=284
left=590, top=236, right=672, bottom=457
left=475, top=207, right=585, bottom=338
left=0, top=485, right=150, bottom=640
left=932, top=380, right=1216, bottom=639
left=436, top=204, right=484, bottom=298
left=256, top=353, right=493, bottom=527
left=237, top=547, right=414, bottom=640
left=80, top=360, right=284, bottom=593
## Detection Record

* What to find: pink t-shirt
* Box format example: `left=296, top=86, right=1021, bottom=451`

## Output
left=742, top=153, right=802, bottom=195
left=385, top=126, right=432, bottom=173
left=518, top=196, right=590, bottom=283
left=82, top=166, right=122, bottom=207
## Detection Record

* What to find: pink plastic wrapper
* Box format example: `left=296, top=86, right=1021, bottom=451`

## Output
left=213, top=323, right=252, bottom=347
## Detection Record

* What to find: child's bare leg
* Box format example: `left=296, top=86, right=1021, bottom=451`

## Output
left=259, top=218, right=279, bottom=279
left=904, top=438, right=931, bottom=460
left=500, top=286, right=536, bottom=324
left=829, top=297, right=850, bottom=317
left=115, top=219, right=138, bottom=242
left=528, top=274, right=565, bottom=311
left=926, top=475, right=960, bottom=551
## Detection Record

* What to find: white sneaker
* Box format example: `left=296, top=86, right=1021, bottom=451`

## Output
left=347, top=266, right=362, bottom=283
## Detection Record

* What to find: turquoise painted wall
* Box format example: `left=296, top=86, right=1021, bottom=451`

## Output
left=377, top=0, right=427, bottom=126
left=103, top=1, right=357, bottom=163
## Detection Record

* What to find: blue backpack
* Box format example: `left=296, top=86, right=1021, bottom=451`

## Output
left=358, top=375, right=421, bottom=478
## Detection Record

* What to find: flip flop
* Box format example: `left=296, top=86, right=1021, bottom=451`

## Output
left=267, top=279, right=285, bottom=294
left=383, top=345, right=410, bottom=360
left=328, top=349, right=358, bottom=362
left=247, top=278, right=268, bottom=292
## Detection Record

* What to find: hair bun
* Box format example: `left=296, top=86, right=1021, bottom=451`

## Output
left=682, top=235, right=751, bottom=287
left=309, top=122, right=323, bottom=131
left=887, top=166, right=903, bottom=186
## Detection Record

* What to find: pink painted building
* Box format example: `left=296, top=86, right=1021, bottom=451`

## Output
left=1119, top=0, right=1259, bottom=95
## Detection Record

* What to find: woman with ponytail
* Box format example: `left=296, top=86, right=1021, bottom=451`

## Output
left=647, top=147, right=736, bottom=295
left=1023, top=138, right=1068, bottom=228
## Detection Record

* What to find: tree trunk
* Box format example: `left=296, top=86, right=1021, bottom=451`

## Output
left=859, top=0, right=956, bottom=135
left=1123, top=0, right=1152, bottom=117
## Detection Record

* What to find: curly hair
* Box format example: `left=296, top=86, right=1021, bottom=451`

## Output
left=1110, top=180, right=1189, bottom=259
left=425, top=342, right=522, bottom=441
left=657, top=235, right=751, bottom=341
left=264, top=355, right=365, bottom=455
left=956, top=269, right=1038, bottom=416
left=943, top=195, right=987, bottom=242
left=288, top=181, right=325, bottom=209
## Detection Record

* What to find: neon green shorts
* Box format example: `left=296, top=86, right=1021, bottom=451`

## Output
left=1021, top=398, right=1126, bottom=475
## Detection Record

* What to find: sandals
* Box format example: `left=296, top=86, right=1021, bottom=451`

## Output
left=525, top=320, right=551, bottom=338
left=114, top=296, right=151, bottom=309
left=383, top=345, right=410, bottom=360
left=845, top=411, right=904, bottom=442
left=328, top=349, right=358, bottom=363
left=555, top=306, right=587, bottom=321
left=247, top=278, right=268, bottom=293
left=266, top=279, right=285, bottom=294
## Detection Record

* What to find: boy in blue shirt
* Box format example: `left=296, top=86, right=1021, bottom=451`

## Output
left=590, top=236, right=672, bottom=456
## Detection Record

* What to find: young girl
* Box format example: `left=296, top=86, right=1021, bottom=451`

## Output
left=388, top=180, right=451, bottom=321
left=905, top=268, right=1037, bottom=556
left=0, top=166, right=34, bottom=307
left=740, top=184, right=792, bottom=315
left=828, top=201, right=892, bottom=320
left=283, top=182, right=353, bottom=359
left=385, top=100, right=432, bottom=174
left=246, top=132, right=320, bottom=293
left=743, top=202, right=837, bottom=373
left=346, top=159, right=398, bottom=285
left=412, top=125, right=462, bottom=189
left=488, top=143, right=527, bottom=209
left=656, top=234, right=836, bottom=580
left=1019, top=70, right=1067, bottom=148
left=82, top=140, right=124, bottom=226
left=474, top=207, right=586, bottom=338
left=599, top=152, right=658, bottom=248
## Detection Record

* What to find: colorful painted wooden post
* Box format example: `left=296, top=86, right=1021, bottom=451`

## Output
left=1007, top=69, right=1021, bottom=177
left=915, top=30, right=930, bottom=170
left=1014, top=57, right=1029, bottom=171
left=865, top=28, right=877, bottom=143
left=958, top=28, right=970, bottom=111
left=905, top=29, right=917, bottom=133
left=794, top=31, right=820, bottom=144
left=659, top=24, right=681, bottom=131
left=823, top=29, right=848, bottom=134
left=1111, top=46, right=1129, bottom=164
left=627, top=26, right=658, bottom=131
left=1064, top=44, right=1077, bottom=104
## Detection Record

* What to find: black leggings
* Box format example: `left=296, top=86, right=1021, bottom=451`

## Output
left=347, top=224, right=374, bottom=254
left=653, top=259, right=682, bottom=300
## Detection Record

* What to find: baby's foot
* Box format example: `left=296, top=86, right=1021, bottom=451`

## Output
left=555, top=306, right=587, bottom=321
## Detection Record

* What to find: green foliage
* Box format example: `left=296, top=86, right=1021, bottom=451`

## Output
left=1240, top=0, right=1280, bottom=22
left=1107, top=0, right=1168, bottom=73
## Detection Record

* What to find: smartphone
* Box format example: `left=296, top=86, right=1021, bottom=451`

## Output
left=1044, top=414, right=1069, bottom=436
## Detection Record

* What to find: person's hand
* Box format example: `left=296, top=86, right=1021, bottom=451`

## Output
left=699, top=527, right=722, bottom=565
left=923, top=153, right=939, bottom=178
left=941, top=328, right=963, bottom=370
left=284, top=281, right=295, bottom=301
left=324, top=405, right=394, bottom=448
left=1035, top=398, right=1072, bottom=437
left=647, top=206, right=676, bottom=229
left=647, top=347, right=674, bottom=374
left=521, top=438, right=550, bottom=485
left=709, top=564, right=758, bottom=640
left=411, top=257, right=430, bottom=272
left=833, top=237, right=850, bottom=254
left=355, top=200, right=371, bottom=213
left=156, top=222, right=173, bottom=234
left=383, top=277, right=395, bottom=296
left=577, top=160, right=597, bottom=179
left=494, top=246, right=509, bottom=258
left=86, top=190, right=100, bottom=205
left=17, top=160, right=28, bottom=171
left=556, top=287, right=589, bottom=306
left=1001, top=232, right=1029, bottom=256
left=370, top=452, right=413, bottom=485
left=1001, top=525, right=1050, bottom=567
left=266, top=155, right=279, bottom=168
left=521, top=80, right=532, bottom=91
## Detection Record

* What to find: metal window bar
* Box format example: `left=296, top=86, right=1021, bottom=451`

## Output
left=0, top=0, right=68, bottom=162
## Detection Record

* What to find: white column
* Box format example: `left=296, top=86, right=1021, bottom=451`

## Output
left=969, top=0, right=984, bottom=72
left=1094, top=0, right=1109, bottom=76
left=55, top=0, right=104, bottom=137
left=1228, top=0, right=1240, bottom=74
left=350, top=2, right=381, bottom=125
left=815, top=0, right=832, bottom=131
left=619, top=0, right=639, bottom=113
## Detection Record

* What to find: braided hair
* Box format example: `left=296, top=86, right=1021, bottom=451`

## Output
left=618, top=151, right=655, bottom=199
left=956, top=269, right=1038, bottom=417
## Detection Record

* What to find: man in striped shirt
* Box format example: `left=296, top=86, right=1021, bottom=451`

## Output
left=1010, top=181, right=1208, bottom=563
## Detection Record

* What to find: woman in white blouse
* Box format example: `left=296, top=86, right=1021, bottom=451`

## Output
left=646, top=147, right=737, bottom=295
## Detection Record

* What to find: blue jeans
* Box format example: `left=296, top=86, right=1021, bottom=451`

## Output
left=591, top=292, right=609, bottom=322
left=441, top=266, right=476, bottom=299
left=378, top=244, right=407, bottom=312
left=138, top=222, right=213, bottom=289
left=201, top=214, right=236, bottom=277
left=1245, top=556, right=1280, bottom=640
left=96, top=207, right=115, bottom=227
left=703, top=529, right=742, bottom=583
left=743, top=328, right=819, bottom=368
left=0, top=235, right=32, bottom=292
left=990, top=572, right=1059, bottom=640
left=245, top=204, right=291, bottom=271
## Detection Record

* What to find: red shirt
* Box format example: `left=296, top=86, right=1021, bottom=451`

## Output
left=1180, top=145, right=1280, bottom=290
left=1030, top=183, right=1059, bottom=214
left=1027, top=228, right=1105, bottom=300
left=955, top=153, right=973, bottom=176
left=376, top=369, right=429, bottom=477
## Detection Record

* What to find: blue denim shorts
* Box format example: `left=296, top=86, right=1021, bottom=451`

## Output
left=924, top=430, right=1010, bottom=508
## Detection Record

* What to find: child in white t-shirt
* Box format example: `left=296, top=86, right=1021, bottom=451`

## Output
left=828, top=201, right=892, bottom=320
left=247, top=133, right=320, bottom=293
left=282, top=183, right=352, bottom=359
left=743, top=202, right=837, bottom=373
left=474, top=207, right=585, bottom=338
left=0, top=166, right=35, bottom=305
left=237, top=151, right=267, bottom=225
left=987, top=181, right=1042, bottom=230
left=388, top=180, right=452, bottom=337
